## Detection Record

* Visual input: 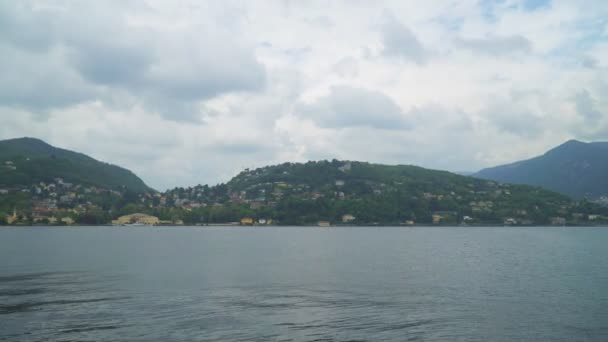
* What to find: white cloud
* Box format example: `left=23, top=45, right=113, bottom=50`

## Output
left=380, top=11, right=429, bottom=64
left=295, top=86, right=410, bottom=130
left=455, top=34, right=532, bottom=57
left=1, top=0, right=607, bottom=189
left=0, top=1, right=266, bottom=121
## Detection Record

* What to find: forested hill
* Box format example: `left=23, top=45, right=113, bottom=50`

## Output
left=203, top=160, right=575, bottom=225
left=0, top=137, right=151, bottom=193
left=475, top=140, right=608, bottom=199
left=2, top=155, right=607, bottom=226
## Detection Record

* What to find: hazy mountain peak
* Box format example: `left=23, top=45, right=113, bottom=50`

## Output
left=475, top=139, right=608, bottom=199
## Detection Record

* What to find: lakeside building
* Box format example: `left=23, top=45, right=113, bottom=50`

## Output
left=158, top=219, right=184, bottom=225
left=61, top=217, right=75, bottom=225
left=240, top=217, right=254, bottom=225
left=112, top=213, right=160, bottom=225
left=6, top=209, right=18, bottom=224
left=342, top=214, right=356, bottom=223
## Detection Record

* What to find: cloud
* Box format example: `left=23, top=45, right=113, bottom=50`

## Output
left=295, top=86, right=409, bottom=130
left=0, top=1, right=266, bottom=122
left=68, top=37, right=154, bottom=87
left=332, top=57, right=359, bottom=78
left=212, top=141, right=273, bottom=155
left=522, top=0, right=552, bottom=11
left=581, top=55, right=598, bottom=69
left=0, top=2, right=57, bottom=52
left=0, top=44, right=95, bottom=112
left=574, top=90, right=602, bottom=122
left=380, top=12, right=429, bottom=64
left=489, top=110, right=543, bottom=138
left=0, top=1, right=607, bottom=189
left=478, top=92, right=546, bottom=138
left=455, top=35, right=532, bottom=56
left=277, top=103, right=481, bottom=172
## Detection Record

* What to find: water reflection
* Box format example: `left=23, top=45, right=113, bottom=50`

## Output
left=0, top=271, right=130, bottom=341
left=1, top=227, right=608, bottom=341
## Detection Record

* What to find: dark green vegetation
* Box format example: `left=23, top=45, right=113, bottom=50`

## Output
left=151, top=160, right=607, bottom=226
left=1, top=138, right=608, bottom=226
left=0, top=137, right=151, bottom=193
left=475, top=140, right=608, bottom=200
left=219, top=160, right=567, bottom=225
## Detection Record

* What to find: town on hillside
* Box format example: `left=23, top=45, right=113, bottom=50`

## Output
left=2, top=160, right=608, bottom=227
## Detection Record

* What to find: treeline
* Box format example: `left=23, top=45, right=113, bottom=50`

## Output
left=56, top=195, right=608, bottom=226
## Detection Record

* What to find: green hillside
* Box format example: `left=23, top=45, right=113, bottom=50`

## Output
left=0, top=137, right=603, bottom=226
left=474, top=140, right=608, bottom=199
left=2, top=153, right=605, bottom=226
left=0, top=137, right=152, bottom=193
left=193, top=159, right=574, bottom=225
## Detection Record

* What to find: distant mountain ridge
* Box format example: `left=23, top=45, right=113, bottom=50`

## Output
left=0, top=137, right=152, bottom=192
left=2, top=138, right=607, bottom=226
left=474, top=140, right=608, bottom=199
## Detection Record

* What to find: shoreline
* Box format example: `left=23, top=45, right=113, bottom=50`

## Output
left=2, top=224, right=607, bottom=228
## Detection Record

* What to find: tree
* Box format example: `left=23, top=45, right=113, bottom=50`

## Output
left=76, top=209, right=110, bottom=225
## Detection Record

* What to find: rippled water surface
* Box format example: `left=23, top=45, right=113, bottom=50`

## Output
left=1, top=226, right=608, bottom=341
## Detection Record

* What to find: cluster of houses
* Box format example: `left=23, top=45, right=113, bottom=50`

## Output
left=238, top=214, right=355, bottom=227
left=3, top=159, right=608, bottom=226
left=0, top=177, right=126, bottom=225
left=0, top=178, right=121, bottom=199
left=3, top=161, right=16, bottom=171
left=5, top=207, right=76, bottom=225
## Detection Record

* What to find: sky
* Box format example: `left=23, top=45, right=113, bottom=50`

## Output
left=0, top=0, right=607, bottom=191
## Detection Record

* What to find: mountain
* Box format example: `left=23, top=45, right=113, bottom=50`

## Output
left=474, top=140, right=608, bottom=199
left=156, top=160, right=576, bottom=225
left=0, top=137, right=152, bottom=193
left=3, top=155, right=606, bottom=226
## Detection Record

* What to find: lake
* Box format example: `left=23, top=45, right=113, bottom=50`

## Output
left=1, top=226, right=607, bottom=341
